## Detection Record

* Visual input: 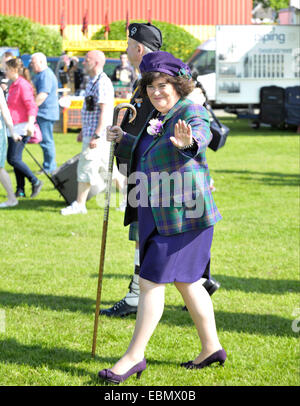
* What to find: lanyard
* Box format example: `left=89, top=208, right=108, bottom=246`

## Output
left=88, top=72, right=102, bottom=94
left=132, top=85, right=139, bottom=98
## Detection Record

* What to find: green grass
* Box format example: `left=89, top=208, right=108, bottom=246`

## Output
left=0, top=118, right=299, bottom=386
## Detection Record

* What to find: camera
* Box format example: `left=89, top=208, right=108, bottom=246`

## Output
left=59, top=70, right=69, bottom=85
left=0, top=70, right=9, bottom=97
left=85, top=95, right=95, bottom=111
left=0, top=69, right=6, bottom=84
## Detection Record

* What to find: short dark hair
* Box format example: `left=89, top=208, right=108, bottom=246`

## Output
left=139, top=72, right=194, bottom=99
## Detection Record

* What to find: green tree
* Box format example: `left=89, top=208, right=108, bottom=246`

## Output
left=0, top=15, right=62, bottom=56
left=253, top=0, right=290, bottom=11
left=92, top=20, right=200, bottom=61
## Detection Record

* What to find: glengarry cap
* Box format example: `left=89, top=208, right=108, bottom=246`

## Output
left=128, top=23, right=162, bottom=51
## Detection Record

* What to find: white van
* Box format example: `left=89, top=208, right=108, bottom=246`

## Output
left=187, top=25, right=300, bottom=107
left=187, top=38, right=216, bottom=103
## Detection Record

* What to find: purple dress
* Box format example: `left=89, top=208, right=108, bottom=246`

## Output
left=133, top=129, right=213, bottom=284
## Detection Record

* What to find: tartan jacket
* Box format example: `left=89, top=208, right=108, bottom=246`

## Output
left=115, top=97, right=222, bottom=236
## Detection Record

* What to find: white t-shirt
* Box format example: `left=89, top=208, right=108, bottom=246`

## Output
left=12, top=122, right=28, bottom=137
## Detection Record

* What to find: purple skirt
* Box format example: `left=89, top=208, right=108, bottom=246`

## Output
left=138, top=203, right=213, bottom=284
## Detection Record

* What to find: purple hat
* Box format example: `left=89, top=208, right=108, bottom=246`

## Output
left=140, top=51, right=191, bottom=78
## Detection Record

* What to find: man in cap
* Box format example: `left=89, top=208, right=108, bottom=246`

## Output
left=100, top=23, right=220, bottom=318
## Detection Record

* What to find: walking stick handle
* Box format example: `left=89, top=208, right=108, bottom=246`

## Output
left=92, top=103, right=136, bottom=357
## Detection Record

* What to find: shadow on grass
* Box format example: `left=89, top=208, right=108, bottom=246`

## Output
left=214, top=275, right=300, bottom=295
left=3, top=198, right=66, bottom=211
left=0, top=290, right=130, bottom=315
left=0, top=337, right=116, bottom=384
left=213, top=169, right=300, bottom=187
left=215, top=117, right=299, bottom=136
left=93, top=274, right=300, bottom=295
left=0, top=289, right=297, bottom=338
left=0, top=291, right=95, bottom=314
left=161, top=307, right=297, bottom=338
left=0, top=338, right=178, bottom=385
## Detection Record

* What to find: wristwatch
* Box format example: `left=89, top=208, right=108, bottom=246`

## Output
left=92, top=133, right=100, bottom=139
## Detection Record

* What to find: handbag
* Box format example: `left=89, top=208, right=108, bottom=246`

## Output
left=205, top=103, right=230, bottom=151
left=27, top=123, right=42, bottom=144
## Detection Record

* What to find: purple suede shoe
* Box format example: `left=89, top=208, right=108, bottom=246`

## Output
left=98, top=358, right=147, bottom=384
left=180, top=349, right=227, bottom=369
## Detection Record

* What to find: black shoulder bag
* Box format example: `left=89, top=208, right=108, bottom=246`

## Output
left=204, top=102, right=230, bottom=152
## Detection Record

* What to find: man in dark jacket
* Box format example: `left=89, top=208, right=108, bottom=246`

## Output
left=111, top=52, right=136, bottom=87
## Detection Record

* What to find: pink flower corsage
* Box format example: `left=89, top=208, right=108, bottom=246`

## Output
left=147, top=118, right=163, bottom=138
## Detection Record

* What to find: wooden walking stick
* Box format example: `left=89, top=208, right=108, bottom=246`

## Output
left=92, top=103, right=137, bottom=357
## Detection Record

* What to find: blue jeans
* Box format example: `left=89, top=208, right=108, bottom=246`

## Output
left=7, top=136, right=38, bottom=191
left=37, top=116, right=57, bottom=173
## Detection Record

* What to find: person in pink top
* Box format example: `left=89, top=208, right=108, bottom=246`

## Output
left=5, top=58, right=43, bottom=198
left=0, top=87, right=18, bottom=208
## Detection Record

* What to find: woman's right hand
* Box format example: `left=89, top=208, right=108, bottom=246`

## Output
left=106, top=125, right=124, bottom=143
left=12, top=133, right=22, bottom=142
left=26, top=123, right=35, bottom=137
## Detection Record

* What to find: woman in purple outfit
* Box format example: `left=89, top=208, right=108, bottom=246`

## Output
left=99, top=51, right=226, bottom=384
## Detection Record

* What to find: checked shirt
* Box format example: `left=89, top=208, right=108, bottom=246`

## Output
left=81, top=71, right=114, bottom=143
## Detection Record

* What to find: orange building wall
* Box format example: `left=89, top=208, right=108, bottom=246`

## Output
left=0, top=0, right=252, bottom=25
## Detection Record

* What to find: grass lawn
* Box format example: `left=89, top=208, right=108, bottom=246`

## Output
left=0, top=117, right=299, bottom=387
